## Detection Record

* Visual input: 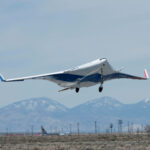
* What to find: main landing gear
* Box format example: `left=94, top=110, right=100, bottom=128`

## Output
left=75, top=84, right=103, bottom=93
left=99, top=86, right=103, bottom=92
left=75, top=88, right=80, bottom=93
left=75, top=87, right=103, bottom=93
left=99, top=80, right=104, bottom=93
left=99, top=68, right=104, bottom=93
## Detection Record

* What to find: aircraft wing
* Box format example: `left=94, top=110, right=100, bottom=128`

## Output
left=0, top=71, right=63, bottom=82
left=105, top=69, right=149, bottom=81
left=116, top=72, right=148, bottom=80
left=122, top=69, right=149, bottom=80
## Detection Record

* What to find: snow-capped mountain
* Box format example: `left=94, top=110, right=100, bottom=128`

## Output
left=120, top=98, right=150, bottom=119
left=0, top=97, right=68, bottom=132
left=65, top=97, right=150, bottom=132
left=66, top=97, right=123, bottom=120
left=63, top=97, right=124, bottom=131
left=85, top=96, right=123, bottom=107
left=0, top=96, right=150, bottom=132
left=142, top=98, right=150, bottom=103
left=0, top=97, right=68, bottom=113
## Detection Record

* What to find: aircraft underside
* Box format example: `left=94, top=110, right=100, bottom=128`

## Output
left=50, top=72, right=148, bottom=93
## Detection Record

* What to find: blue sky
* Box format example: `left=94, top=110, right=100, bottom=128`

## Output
left=0, top=0, right=150, bottom=108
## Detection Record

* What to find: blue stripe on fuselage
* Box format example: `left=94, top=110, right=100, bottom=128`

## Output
left=51, top=72, right=134, bottom=83
left=51, top=74, right=83, bottom=82
left=80, top=73, right=102, bottom=83
left=51, top=73, right=102, bottom=83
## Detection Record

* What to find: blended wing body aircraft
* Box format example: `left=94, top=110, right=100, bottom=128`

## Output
left=0, top=58, right=149, bottom=93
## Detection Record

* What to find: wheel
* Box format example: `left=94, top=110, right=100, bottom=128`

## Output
left=99, top=86, right=103, bottom=92
left=75, top=88, right=79, bottom=93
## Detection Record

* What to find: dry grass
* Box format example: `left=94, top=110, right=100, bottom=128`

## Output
left=0, top=134, right=150, bottom=150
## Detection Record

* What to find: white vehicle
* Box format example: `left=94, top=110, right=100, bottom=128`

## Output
left=0, top=58, right=149, bottom=93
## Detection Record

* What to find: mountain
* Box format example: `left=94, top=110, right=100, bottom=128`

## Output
left=120, top=98, right=150, bottom=118
left=64, top=97, right=122, bottom=123
left=0, top=97, right=68, bottom=132
left=66, top=97, right=150, bottom=132
left=0, top=96, right=150, bottom=132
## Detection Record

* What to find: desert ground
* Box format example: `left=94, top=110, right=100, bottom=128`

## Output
left=0, top=133, right=150, bottom=150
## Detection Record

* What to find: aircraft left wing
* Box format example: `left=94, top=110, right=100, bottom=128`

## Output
left=110, top=69, right=149, bottom=81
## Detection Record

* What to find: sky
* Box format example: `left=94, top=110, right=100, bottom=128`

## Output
left=0, top=0, right=150, bottom=108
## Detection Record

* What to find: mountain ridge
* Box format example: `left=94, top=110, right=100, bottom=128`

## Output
left=0, top=96, right=150, bottom=132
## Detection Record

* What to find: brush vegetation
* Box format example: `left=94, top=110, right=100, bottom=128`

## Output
left=1, top=133, right=150, bottom=150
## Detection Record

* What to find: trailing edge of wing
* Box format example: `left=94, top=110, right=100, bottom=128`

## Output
left=117, top=69, right=149, bottom=80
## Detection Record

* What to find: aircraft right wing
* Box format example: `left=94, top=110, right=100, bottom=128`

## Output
left=0, top=71, right=63, bottom=82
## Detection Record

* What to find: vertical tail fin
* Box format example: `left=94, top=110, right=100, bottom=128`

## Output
left=144, top=69, right=149, bottom=79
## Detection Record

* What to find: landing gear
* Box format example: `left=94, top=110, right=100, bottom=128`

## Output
left=99, top=68, right=104, bottom=93
left=75, top=88, right=80, bottom=93
left=99, top=86, right=103, bottom=92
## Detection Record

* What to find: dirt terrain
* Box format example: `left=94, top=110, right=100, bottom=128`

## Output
left=0, top=134, right=150, bottom=150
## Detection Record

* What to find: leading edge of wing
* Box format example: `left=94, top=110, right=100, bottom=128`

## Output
left=0, top=71, right=64, bottom=82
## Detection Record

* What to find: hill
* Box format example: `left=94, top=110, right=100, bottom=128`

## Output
left=0, top=96, right=150, bottom=132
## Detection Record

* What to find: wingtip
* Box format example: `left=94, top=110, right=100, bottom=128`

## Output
left=0, top=74, right=5, bottom=82
left=144, top=69, right=149, bottom=79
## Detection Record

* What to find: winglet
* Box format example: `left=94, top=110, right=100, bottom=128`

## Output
left=0, top=74, right=5, bottom=82
left=144, top=69, right=149, bottom=79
